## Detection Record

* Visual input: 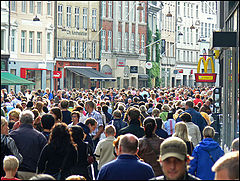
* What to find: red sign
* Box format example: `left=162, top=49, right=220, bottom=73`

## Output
left=53, top=71, right=62, bottom=78
left=178, top=69, right=183, bottom=73
left=195, top=73, right=217, bottom=82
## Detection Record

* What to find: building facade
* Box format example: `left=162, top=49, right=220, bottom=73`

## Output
left=54, top=1, right=102, bottom=90
left=8, top=1, right=55, bottom=93
left=175, top=1, right=217, bottom=87
left=100, top=1, right=148, bottom=89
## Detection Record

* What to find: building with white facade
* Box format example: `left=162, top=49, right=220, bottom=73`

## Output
left=175, top=1, right=217, bottom=87
left=7, top=1, right=55, bottom=93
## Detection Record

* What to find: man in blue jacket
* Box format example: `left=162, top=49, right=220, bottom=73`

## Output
left=176, top=100, right=207, bottom=138
left=189, top=126, right=224, bottom=180
left=97, top=133, right=154, bottom=180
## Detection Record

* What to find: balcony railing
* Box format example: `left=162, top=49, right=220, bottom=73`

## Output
left=161, top=57, right=176, bottom=66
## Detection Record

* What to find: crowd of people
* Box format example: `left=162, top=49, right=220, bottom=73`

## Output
left=1, top=86, right=239, bottom=180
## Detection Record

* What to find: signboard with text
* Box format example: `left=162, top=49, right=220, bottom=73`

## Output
left=53, top=71, right=62, bottom=79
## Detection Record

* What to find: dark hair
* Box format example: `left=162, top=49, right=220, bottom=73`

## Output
left=85, top=118, right=97, bottom=126
left=127, top=107, right=141, bottom=123
left=43, top=106, right=49, bottom=113
left=70, top=125, right=85, bottom=142
left=155, top=117, right=163, bottom=129
left=71, top=111, right=80, bottom=119
left=102, top=105, right=108, bottom=112
left=27, top=101, right=33, bottom=108
left=72, top=105, right=83, bottom=112
left=60, top=100, right=69, bottom=109
left=50, top=107, right=62, bottom=122
left=41, top=114, right=55, bottom=130
left=180, top=112, right=192, bottom=122
left=186, top=100, right=194, bottom=108
left=167, top=111, right=174, bottom=119
left=143, top=117, right=156, bottom=138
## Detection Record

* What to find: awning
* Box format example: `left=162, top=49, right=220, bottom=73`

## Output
left=138, top=74, right=148, bottom=80
left=65, top=66, right=116, bottom=81
left=1, top=71, right=35, bottom=85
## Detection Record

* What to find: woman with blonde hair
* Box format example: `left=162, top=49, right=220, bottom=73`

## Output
left=8, top=108, right=21, bottom=130
left=35, top=101, right=45, bottom=116
left=172, top=122, right=194, bottom=155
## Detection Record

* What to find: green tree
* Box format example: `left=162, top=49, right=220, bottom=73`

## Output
left=146, top=26, right=152, bottom=61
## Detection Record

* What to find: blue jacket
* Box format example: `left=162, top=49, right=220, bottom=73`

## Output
left=189, top=138, right=224, bottom=180
left=9, top=124, right=47, bottom=172
left=109, top=118, right=128, bottom=136
left=77, top=122, right=94, bottom=149
left=97, top=154, right=154, bottom=180
left=176, top=108, right=207, bottom=138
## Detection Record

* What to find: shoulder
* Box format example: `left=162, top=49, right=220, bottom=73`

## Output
left=149, top=176, right=164, bottom=180
left=187, top=173, right=201, bottom=180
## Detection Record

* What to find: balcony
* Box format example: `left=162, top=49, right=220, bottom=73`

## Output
left=161, top=57, right=176, bottom=66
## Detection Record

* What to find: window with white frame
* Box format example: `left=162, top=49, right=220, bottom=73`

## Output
left=201, top=22, right=203, bottom=37
left=37, top=1, right=41, bottom=15
left=37, top=32, right=41, bottom=54
left=101, top=30, right=106, bottom=51
left=83, top=8, right=87, bottom=29
left=187, top=28, right=189, bottom=44
left=74, top=41, right=79, bottom=58
left=187, top=3, right=189, bottom=17
left=47, top=33, right=51, bottom=54
left=191, top=4, right=193, bottom=18
left=118, top=31, right=121, bottom=51
left=187, top=51, right=189, bottom=62
left=92, top=42, right=96, bottom=59
left=201, top=2, right=204, bottom=13
left=212, top=2, right=215, bottom=14
left=183, top=51, right=185, bottom=61
left=102, top=1, right=106, bottom=17
left=183, top=27, right=186, bottom=43
left=75, top=7, right=80, bottom=29
left=47, top=1, right=51, bottom=16
left=92, top=9, right=96, bottom=30
left=196, top=29, right=198, bottom=44
left=118, top=2, right=122, bottom=20
left=125, top=2, right=129, bottom=20
left=196, top=52, right=199, bottom=62
left=67, top=6, right=71, bottom=27
left=125, top=32, right=128, bottom=51
left=11, top=29, right=16, bottom=52
left=177, top=2, right=180, bottom=15
left=208, top=23, right=211, bottom=37
left=141, top=34, right=145, bottom=54
left=196, top=5, right=198, bottom=18
left=137, top=33, right=140, bottom=52
left=208, top=2, right=211, bottom=14
left=22, top=1, right=26, bottom=13
left=212, top=24, right=215, bottom=32
left=108, top=1, right=112, bottom=18
left=142, top=3, right=145, bottom=23
left=29, top=31, right=33, bottom=53
left=177, top=26, right=180, bottom=43
left=57, top=40, right=62, bottom=57
left=205, top=23, right=207, bottom=37
left=177, top=50, right=180, bottom=61
left=190, top=29, right=193, bottom=44
left=82, top=41, right=87, bottom=59
left=205, top=2, right=207, bottom=13
left=29, top=1, right=34, bottom=13
left=1, top=30, right=5, bottom=51
left=21, top=31, right=26, bottom=53
left=58, top=5, right=63, bottom=26
left=11, top=1, right=16, bottom=11
left=66, top=40, right=71, bottom=58
left=108, top=31, right=112, bottom=51
left=184, top=3, right=186, bottom=17
left=190, top=51, right=193, bottom=62
left=133, top=2, right=136, bottom=21
left=170, top=43, right=174, bottom=57
left=131, top=33, right=135, bottom=52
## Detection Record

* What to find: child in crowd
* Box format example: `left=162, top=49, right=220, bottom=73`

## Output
left=1, top=155, right=21, bottom=180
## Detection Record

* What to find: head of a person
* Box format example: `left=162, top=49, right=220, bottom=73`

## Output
left=159, top=137, right=188, bottom=180
left=3, top=155, right=19, bottom=175
left=162, top=104, right=170, bottom=112
left=71, top=111, right=80, bottom=122
left=102, top=105, right=108, bottom=113
left=231, top=138, right=239, bottom=151
left=70, top=125, right=86, bottom=143
left=49, top=122, right=74, bottom=146
left=84, top=118, right=97, bottom=133
left=212, top=151, right=239, bottom=180
left=152, top=108, right=160, bottom=118
left=65, top=175, right=86, bottom=180
left=185, top=100, right=194, bottom=110
left=41, top=113, right=55, bottom=130
left=29, top=174, right=56, bottom=180
left=8, top=109, right=21, bottom=122
left=195, top=94, right=201, bottom=99
left=127, top=107, right=141, bottom=123
left=143, top=117, right=157, bottom=138
left=85, top=100, right=95, bottom=113
left=203, top=126, right=215, bottom=139
left=50, top=107, right=62, bottom=122
left=118, top=133, right=139, bottom=155
left=104, top=125, right=116, bottom=137
left=26, top=101, right=34, bottom=109
left=113, top=135, right=124, bottom=157
left=20, top=110, right=34, bottom=125
left=139, top=105, right=147, bottom=113
left=173, top=122, right=190, bottom=142
left=179, top=112, right=192, bottom=123
left=1, top=116, right=9, bottom=135
left=155, top=117, right=163, bottom=130
left=113, top=109, right=122, bottom=119
left=60, top=99, right=69, bottom=109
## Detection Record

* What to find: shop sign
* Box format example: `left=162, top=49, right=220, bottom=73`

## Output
left=53, top=71, right=62, bottom=79
left=195, top=57, right=216, bottom=82
left=145, top=62, right=152, bottom=69
left=130, top=66, right=138, bottom=73
left=117, top=58, right=126, bottom=67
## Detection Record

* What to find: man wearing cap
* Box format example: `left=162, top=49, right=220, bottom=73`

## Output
left=150, top=137, right=200, bottom=180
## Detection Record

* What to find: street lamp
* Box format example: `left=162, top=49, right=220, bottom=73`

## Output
left=33, top=15, right=40, bottom=21
left=137, top=2, right=144, bottom=10
left=166, top=7, right=172, bottom=17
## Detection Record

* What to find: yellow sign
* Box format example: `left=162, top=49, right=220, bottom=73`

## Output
left=198, top=76, right=214, bottom=80
left=197, top=57, right=215, bottom=73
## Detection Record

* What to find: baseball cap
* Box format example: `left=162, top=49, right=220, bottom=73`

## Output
left=160, top=137, right=187, bottom=161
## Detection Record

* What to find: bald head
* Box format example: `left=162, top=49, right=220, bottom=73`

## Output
left=119, top=134, right=139, bottom=155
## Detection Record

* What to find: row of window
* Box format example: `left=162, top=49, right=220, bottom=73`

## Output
left=101, top=30, right=145, bottom=54
left=57, top=40, right=97, bottom=59
left=11, top=1, right=52, bottom=16
left=200, top=23, right=216, bottom=38
left=177, top=49, right=199, bottom=63
left=58, top=5, right=97, bottom=30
